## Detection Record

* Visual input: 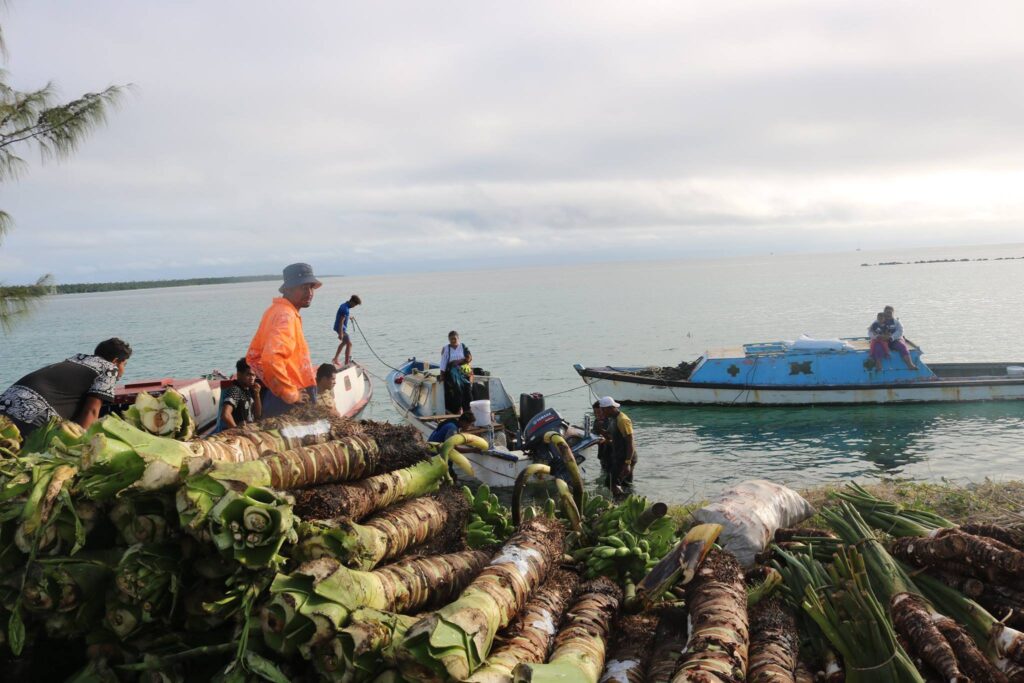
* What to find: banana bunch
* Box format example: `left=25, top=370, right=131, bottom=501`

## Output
left=569, top=494, right=678, bottom=584
left=463, top=484, right=514, bottom=549
left=574, top=529, right=654, bottom=582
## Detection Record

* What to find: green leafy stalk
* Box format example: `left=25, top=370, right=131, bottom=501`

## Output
left=79, top=416, right=193, bottom=500
left=261, top=550, right=490, bottom=657
left=124, top=389, right=195, bottom=441
left=314, top=608, right=419, bottom=682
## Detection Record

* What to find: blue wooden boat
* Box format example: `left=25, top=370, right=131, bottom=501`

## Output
left=575, top=337, right=1024, bottom=406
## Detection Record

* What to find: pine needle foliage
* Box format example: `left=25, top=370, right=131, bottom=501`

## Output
left=0, top=8, right=128, bottom=331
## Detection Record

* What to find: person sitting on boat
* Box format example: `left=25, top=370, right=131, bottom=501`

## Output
left=246, top=263, right=320, bottom=418
left=598, top=395, right=636, bottom=496
left=867, top=312, right=891, bottom=369
left=212, top=358, right=262, bottom=433
left=315, top=363, right=339, bottom=415
left=883, top=305, right=918, bottom=370
left=0, top=337, right=131, bottom=436
left=439, top=330, right=473, bottom=415
left=428, top=412, right=476, bottom=444
left=332, top=294, right=362, bottom=367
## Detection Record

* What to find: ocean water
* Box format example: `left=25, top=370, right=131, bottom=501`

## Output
left=3, top=243, right=1024, bottom=501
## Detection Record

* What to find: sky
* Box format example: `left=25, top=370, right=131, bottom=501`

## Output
left=2, top=1, right=1024, bottom=284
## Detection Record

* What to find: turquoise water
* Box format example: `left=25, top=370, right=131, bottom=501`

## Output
left=3, top=244, right=1024, bottom=500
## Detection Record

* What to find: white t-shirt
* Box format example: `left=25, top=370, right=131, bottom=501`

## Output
left=440, top=343, right=468, bottom=371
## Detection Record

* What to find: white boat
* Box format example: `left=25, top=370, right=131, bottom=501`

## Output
left=331, top=362, right=374, bottom=418
left=115, top=361, right=373, bottom=431
left=575, top=338, right=1024, bottom=406
left=386, top=359, right=599, bottom=487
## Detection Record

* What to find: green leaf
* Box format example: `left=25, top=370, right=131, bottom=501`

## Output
left=8, top=607, right=25, bottom=656
left=243, top=651, right=291, bottom=683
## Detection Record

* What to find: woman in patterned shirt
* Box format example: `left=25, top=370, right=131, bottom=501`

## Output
left=0, top=338, right=132, bottom=436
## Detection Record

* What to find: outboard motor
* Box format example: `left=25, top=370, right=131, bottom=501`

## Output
left=521, top=408, right=586, bottom=476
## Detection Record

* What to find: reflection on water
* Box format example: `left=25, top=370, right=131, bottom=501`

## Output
left=593, top=403, right=1024, bottom=502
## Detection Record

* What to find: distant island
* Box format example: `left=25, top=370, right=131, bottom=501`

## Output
left=54, top=274, right=285, bottom=294
left=860, top=255, right=1024, bottom=267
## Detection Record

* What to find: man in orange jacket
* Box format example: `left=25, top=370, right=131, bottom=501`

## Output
left=246, top=263, right=321, bottom=418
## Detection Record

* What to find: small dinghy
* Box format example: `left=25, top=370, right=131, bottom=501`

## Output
left=575, top=337, right=1024, bottom=406
left=114, top=361, right=373, bottom=431
left=387, top=358, right=600, bottom=487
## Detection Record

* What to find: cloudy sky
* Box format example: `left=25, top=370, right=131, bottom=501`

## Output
left=2, top=1, right=1023, bottom=283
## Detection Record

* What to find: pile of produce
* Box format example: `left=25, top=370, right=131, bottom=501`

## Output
left=0, top=398, right=717, bottom=682
left=6, top=398, right=1024, bottom=683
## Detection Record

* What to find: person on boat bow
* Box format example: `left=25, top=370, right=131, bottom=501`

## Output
left=332, top=294, right=361, bottom=367
left=883, top=305, right=917, bottom=370
left=599, top=395, right=637, bottom=496
left=212, top=358, right=262, bottom=433
left=428, top=412, right=476, bottom=444
left=246, top=263, right=320, bottom=418
left=0, top=337, right=131, bottom=436
left=867, top=312, right=891, bottom=369
left=439, top=330, right=473, bottom=415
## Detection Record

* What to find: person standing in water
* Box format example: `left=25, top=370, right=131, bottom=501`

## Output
left=599, top=396, right=637, bottom=496
left=439, top=330, right=473, bottom=415
left=246, top=263, right=320, bottom=418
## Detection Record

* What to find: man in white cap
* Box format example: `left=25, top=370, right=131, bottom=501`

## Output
left=598, top=396, right=636, bottom=495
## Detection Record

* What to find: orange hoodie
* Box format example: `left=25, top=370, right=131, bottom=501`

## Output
left=245, top=298, right=315, bottom=404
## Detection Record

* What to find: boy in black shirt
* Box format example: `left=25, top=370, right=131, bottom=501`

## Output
left=0, top=338, right=132, bottom=435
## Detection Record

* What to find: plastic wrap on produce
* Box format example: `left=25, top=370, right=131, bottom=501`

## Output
left=693, top=480, right=814, bottom=567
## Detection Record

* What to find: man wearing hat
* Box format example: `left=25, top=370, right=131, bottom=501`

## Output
left=599, top=396, right=636, bottom=495
left=246, top=263, right=321, bottom=418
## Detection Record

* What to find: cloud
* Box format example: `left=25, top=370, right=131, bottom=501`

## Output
left=2, top=1, right=1024, bottom=282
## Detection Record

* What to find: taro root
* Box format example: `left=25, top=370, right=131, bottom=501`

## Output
left=598, top=612, right=659, bottom=683
left=400, top=517, right=566, bottom=681
left=467, top=569, right=580, bottom=683
left=262, top=549, right=490, bottom=657
left=671, top=549, right=748, bottom=683
left=292, top=456, right=449, bottom=521
left=890, top=592, right=969, bottom=683
left=747, top=596, right=798, bottom=683
left=512, top=577, right=623, bottom=683
left=296, top=487, right=469, bottom=570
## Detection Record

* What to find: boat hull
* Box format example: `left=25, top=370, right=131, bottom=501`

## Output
left=575, top=365, right=1024, bottom=406
left=386, top=359, right=532, bottom=487
left=333, top=363, right=373, bottom=418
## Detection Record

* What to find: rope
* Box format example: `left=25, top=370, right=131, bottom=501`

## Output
left=544, top=383, right=591, bottom=398
left=349, top=317, right=403, bottom=373
left=353, top=315, right=590, bottom=400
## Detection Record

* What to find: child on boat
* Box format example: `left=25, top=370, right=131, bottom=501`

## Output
left=868, top=312, right=891, bottom=369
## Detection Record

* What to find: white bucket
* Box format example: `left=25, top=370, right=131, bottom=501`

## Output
left=1008, top=366, right=1024, bottom=377
left=469, top=400, right=491, bottom=427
